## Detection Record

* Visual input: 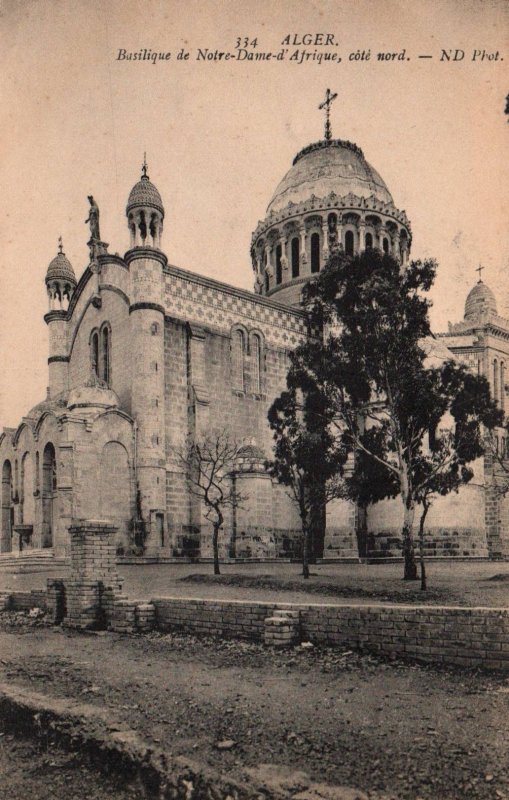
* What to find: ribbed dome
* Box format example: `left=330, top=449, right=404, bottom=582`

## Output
left=126, top=174, right=164, bottom=216
left=46, top=252, right=76, bottom=284
left=464, top=281, right=497, bottom=322
left=267, top=139, right=393, bottom=215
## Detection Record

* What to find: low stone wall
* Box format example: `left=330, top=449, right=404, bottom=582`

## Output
left=154, top=597, right=278, bottom=640
left=152, top=597, right=509, bottom=670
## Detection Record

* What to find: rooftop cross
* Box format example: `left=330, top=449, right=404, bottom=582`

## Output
left=142, top=152, right=148, bottom=178
left=58, top=236, right=63, bottom=254
left=476, top=264, right=484, bottom=283
left=319, top=88, right=338, bottom=142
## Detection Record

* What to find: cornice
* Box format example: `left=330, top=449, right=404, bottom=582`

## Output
left=124, top=247, right=168, bottom=268
left=129, top=302, right=165, bottom=316
left=44, top=310, right=67, bottom=324
left=251, top=191, right=412, bottom=245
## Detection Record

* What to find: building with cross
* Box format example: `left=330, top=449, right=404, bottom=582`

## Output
left=1, top=98, right=508, bottom=567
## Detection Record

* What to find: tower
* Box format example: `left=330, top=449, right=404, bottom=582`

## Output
left=44, top=238, right=76, bottom=398
left=125, top=160, right=167, bottom=553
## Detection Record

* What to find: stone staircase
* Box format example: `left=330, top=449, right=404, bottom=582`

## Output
left=0, top=549, right=69, bottom=574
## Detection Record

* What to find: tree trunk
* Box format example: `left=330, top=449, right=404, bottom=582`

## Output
left=402, top=499, right=417, bottom=581
left=418, top=501, right=430, bottom=591
left=212, top=522, right=221, bottom=575
left=356, top=506, right=368, bottom=559
left=302, top=522, right=311, bottom=579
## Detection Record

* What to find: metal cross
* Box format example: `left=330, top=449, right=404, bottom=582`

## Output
left=476, top=264, right=484, bottom=282
left=58, top=236, right=63, bottom=254
left=319, top=89, right=338, bottom=142
left=142, top=152, right=148, bottom=178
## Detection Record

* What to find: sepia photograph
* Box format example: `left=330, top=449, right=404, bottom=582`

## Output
left=0, top=0, right=508, bottom=797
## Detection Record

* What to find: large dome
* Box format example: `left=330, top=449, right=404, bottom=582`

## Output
left=464, top=281, right=497, bottom=322
left=267, top=139, right=393, bottom=215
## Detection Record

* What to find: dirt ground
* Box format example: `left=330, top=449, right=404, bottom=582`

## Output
left=0, top=730, right=137, bottom=800
left=2, top=561, right=509, bottom=608
left=1, top=613, right=508, bottom=800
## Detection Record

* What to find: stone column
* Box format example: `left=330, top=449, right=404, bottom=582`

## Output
left=281, top=238, right=288, bottom=274
left=336, top=217, right=343, bottom=250
left=378, top=224, right=387, bottom=250
left=401, top=240, right=409, bottom=266
left=392, top=231, right=401, bottom=260
left=358, top=220, right=366, bottom=252
left=321, top=221, right=329, bottom=263
left=299, top=225, right=307, bottom=266
left=65, top=520, right=123, bottom=629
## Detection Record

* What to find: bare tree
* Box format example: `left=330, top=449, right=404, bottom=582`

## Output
left=176, top=432, right=247, bottom=575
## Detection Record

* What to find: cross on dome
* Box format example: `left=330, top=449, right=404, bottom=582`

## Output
left=475, top=264, right=484, bottom=283
left=318, top=88, right=338, bottom=142
left=58, top=236, right=63, bottom=254
left=142, top=152, right=148, bottom=179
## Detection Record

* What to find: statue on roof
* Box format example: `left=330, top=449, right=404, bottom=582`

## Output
left=85, top=195, right=101, bottom=241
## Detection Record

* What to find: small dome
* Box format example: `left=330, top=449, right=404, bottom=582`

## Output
left=126, top=174, right=164, bottom=216
left=27, top=394, right=68, bottom=420
left=238, top=443, right=265, bottom=460
left=464, top=281, right=497, bottom=322
left=67, top=382, right=119, bottom=412
left=46, top=251, right=76, bottom=285
left=267, top=139, right=393, bottom=215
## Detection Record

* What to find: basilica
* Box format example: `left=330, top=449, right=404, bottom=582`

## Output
left=1, top=118, right=508, bottom=566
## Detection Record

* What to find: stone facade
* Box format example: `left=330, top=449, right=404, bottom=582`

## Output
left=0, top=138, right=507, bottom=562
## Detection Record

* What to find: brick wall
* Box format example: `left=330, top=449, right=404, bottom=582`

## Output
left=152, top=597, right=509, bottom=670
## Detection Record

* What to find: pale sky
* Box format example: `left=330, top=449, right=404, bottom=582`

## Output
left=0, top=0, right=508, bottom=428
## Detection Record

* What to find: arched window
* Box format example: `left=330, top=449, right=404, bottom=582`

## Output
left=91, top=330, right=99, bottom=377
left=42, top=443, right=56, bottom=548
left=383, top=237, right=389, bottom=254
left=251, top=334, right=261, bottom=394
left=345, top=230, right=354, bottom=257
left=276, top=244, right=282, bottom=284
left=494, top=359, right=499, bottom=405
left=1, top=460, right=12, bottom=553
left=101, top=326, right=110, bottom=385
left=365, top=232, right=373, bottom=249
left=232, top=330, right=245, bottom=391
left=500, top=361, right=505, bottom=414
left=291, top=237, right=300, bottom=278
left=264, top=271, right=269, bottom=293
left=311, top=233, right=320, bottom=273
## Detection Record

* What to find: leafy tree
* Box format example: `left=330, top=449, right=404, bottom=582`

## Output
left=176, top=432, right=246, bottom=575
left=292, top=249, right=502, bottom=580
left=267, top=384, right=348, bottom=578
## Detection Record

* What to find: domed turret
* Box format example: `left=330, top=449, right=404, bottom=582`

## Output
left=251, top=94, right=412, bottom=308
left=45, top=238, right=76, bottom=310
left=126, top=156, right=164, bottom=249
left=464, top=279, right=498, bottom=322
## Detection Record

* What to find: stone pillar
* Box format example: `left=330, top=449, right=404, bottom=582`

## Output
left=321, top=222, right=329, bottom=263
left=336, top=218, right=343, bottom=250
left=392, top=231, right=401, bottom=260
left=187, top=324, right=210, bottom=439
left=358, top=220, right=366, bottom=252
left=265, top=244, right=272, bottom=277
left=65, top=520, right=123, bottom=629
left=299, top=225, right=307, bottom=266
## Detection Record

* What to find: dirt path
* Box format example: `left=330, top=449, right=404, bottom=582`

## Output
left=1, top=616, right=508, bottom=799
left=0, top=728, right=136, bottom=799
